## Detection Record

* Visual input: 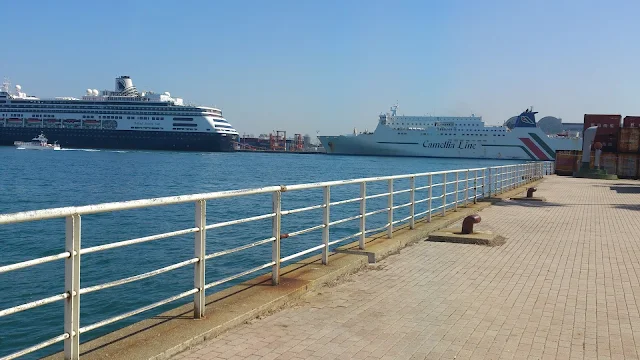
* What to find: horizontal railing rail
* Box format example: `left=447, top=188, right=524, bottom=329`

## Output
left=0, top=161, right=554, bottom=360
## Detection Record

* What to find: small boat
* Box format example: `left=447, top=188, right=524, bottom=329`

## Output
left=14, top=133, right=61, bottom=150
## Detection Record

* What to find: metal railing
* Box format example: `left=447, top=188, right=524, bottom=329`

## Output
left=0, top=161, right=554, bottom=360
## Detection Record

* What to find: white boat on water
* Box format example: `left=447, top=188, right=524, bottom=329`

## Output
left=14, top=133, right=61, bottom=150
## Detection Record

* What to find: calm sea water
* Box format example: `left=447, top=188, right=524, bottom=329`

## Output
left=0, top=147, right=523, bottom=358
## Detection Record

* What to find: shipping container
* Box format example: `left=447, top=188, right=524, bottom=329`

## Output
left=623, top=116, right=640, bottom=128
left=584, top=114, right=621, bottom=135
left=618, top=128, right=640, bottom=153
left=593, top=133, right=618, bottom=152
left=555, top=151, right=580, bottom=176
left=616, top=154, right=639, bottom=179
left=590, top=152, right=617, bottom=175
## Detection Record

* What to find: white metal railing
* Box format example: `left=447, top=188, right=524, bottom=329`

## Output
left=0, top=161, right=554, bottom=360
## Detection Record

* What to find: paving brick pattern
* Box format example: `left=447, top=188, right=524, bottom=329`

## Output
left=174, top=176, right=640, bottom=360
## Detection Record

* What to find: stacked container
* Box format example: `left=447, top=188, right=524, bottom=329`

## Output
left=590, top=152, right=618, bottom=175
left=618, top=127, right=640, bottom=153
left=555, top=150, right=581, bottom=175
left=583, top=114, right=621, bottom=152
left=615, top=116, right=640, bottom=179
left=623, top=116, right=640, bottom=128
left=617, top=154, right=638, bottom=178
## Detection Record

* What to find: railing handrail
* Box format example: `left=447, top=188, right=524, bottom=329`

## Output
left=0, top=161, right=554, bottom=360
left=0, top=185, right=283, bottom=224
left=0, top=164, right=525, bottom=225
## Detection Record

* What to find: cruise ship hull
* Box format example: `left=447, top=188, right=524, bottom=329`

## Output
left=0, top=127, right=236, bottom=152
left=319, top=128, right=581, bottom=161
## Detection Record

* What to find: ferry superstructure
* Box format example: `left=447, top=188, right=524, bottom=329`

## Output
left=318, top=106, right=582, bottom=160
left=0, top=76, right=239, bottom=152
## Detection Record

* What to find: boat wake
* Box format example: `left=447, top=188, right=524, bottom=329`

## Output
left=58, top=148, right=101, bottom=152
left=58, top=148, right=130, bottom=153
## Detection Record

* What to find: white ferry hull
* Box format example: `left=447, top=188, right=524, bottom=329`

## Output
left=319, top=126, right=581, bottom=161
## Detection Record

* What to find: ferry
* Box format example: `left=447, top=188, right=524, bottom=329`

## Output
left=318, top=106, right=582, bottom=160
left=14, top=133, right=60, bottom=150
left=0, top=76, right=239, bottom=152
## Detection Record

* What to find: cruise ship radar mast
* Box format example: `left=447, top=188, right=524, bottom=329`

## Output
left=1, top=78, right=10, bottom=93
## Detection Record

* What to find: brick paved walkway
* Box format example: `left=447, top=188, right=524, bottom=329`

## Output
left=174, top=176, right=640, bottom=360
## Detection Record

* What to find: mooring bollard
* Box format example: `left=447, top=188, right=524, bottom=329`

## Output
left=461, top=215, right=481, bottom=234
left=526, top=187, right=537, bottom=198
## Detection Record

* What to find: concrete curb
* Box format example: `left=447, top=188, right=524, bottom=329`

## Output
left=44, top=179, right=544, bottom=360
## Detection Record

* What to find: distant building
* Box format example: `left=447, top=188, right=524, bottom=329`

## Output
left=561, top=123, right=583, bottom=137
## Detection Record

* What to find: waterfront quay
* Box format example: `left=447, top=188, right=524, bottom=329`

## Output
left=1, top=163, right=542, bottom=359
left=5, top=162, right=637, bottom=359
left=173, top=175, right=640, bottom=360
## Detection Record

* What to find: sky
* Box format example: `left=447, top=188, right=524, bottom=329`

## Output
left=3, top=0, right=640, bottom=137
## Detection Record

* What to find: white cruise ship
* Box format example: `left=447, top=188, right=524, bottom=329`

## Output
left=318, top=106, right=581, bottom=160
left=0, top=76, right=239, bottom=152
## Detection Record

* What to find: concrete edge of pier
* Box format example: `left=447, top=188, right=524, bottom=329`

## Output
left=43, top=180, right=543, bottom=360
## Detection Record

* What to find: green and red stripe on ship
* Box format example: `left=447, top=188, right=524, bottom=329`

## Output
left=483, top=133, right=556, bottom=160
left=520, top=133, right=556, bottom=160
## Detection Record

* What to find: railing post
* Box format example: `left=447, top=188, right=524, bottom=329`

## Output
left=481, top=168, right=485, bottom=198
left=409, top=176, right=415, bottom=229
left=513, top=165, right=528, bottom=189
left=454, top=172, right=459, bottom=211
left=64, top=214, right=81, bottom=360
left=194, top=200, right=206, bottom=318
left=529, top=164, right=531, bottom=182
left=464, top=170, right=469, bottom=206
left=442, top=173, right=447, bottom=216
left=427, top=174, right=433, bottom=222
left=322, top=186, right=330, bottom=264
left=387, top=179, right=393, bottom=238
left=504, top=167, right=508, bottom=190
left=510, top=167, right=514, bottom=189
left=519, top=165, right=522, bottom=186
left=532, top=164, right=535, bottom=181
left=512, top=166, right=515, bottom=188
left=519, top=165, right=523, bottom=186
left=359, top=182, right=366, bottom=249
left=271, top=192, right=281, bottom=284
left=488, top=168, right=492, bottom=197
left=473, top=170, right=478, bottom=204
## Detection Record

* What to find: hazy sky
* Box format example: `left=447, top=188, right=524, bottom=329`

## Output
left=3, top=0, right=639, bottom=137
